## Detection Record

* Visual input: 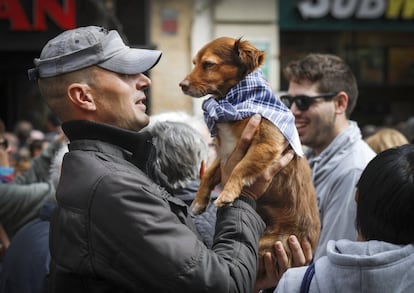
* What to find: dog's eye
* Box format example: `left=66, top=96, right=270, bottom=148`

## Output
left=202, top=61, right=215, bottom=70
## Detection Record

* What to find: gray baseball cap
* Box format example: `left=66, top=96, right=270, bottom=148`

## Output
left=28, top=26, right=162, bottom=80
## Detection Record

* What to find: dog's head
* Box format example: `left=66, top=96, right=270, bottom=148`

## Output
left=179, top=37, right=265, bottom=98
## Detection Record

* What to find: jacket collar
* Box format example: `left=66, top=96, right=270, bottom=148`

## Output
left=62, top=120, right=153, bottom=171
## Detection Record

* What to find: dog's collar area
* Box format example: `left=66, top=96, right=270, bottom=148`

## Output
left=202, top=69, right=304, bottom=157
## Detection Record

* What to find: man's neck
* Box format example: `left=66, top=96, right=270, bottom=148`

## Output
left=312, top=118, right=350, bottom=156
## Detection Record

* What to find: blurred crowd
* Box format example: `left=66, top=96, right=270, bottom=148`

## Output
left=3, top=112, right=413, bottom=180
left=1, top=109, right=412, bottom=193
left=0, top=114, right=62, bottom=178
left=361, top=117, right=413, bottom=154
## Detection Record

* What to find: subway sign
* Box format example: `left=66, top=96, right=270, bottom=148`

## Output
left=280, top=0, right=414, bottom=31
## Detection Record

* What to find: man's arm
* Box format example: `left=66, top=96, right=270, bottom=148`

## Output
left=91, top=115, right=294, bottom=292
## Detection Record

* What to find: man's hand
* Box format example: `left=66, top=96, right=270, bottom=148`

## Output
left=254, top=236, right=313, bottom=292
left=220, top=114, right=294, bottom=201
left=220, top=114, right=262, bottom=184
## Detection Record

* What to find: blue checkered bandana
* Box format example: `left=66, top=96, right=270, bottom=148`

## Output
left=202, top=69, right=304, bottom=156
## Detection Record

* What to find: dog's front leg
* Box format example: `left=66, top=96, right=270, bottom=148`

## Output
left=215, top=136, right=281, bottom=206
left=190, top=158, right=221, bottom=215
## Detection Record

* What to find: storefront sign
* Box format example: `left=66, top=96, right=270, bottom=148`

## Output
left=280, top=0, right=414, bottom=31
left=0, top=0, right=75, bottom=31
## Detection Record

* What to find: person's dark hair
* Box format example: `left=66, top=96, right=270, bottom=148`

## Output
left=283, top=53, right=358, bottom=118
left=13, top=120, right=33, bottom=146
left=29, top=139, right=45, bottom=158
left=356, top=144, right=414, bottom=244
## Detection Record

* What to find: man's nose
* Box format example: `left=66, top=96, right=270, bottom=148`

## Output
left=136, top=73, right=151, bottom=90
left=289, top=102, right=301, bottom=115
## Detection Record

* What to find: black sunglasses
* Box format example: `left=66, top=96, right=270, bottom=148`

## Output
left=0, top=138, right=8, bottom=149
left=280, top=93, right=338, bottom=111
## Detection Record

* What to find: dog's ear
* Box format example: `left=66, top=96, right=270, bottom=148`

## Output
left=234, top=38, right=265, bottom=74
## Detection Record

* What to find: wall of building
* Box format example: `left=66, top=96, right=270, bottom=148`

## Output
left=149, top=0, right=194, bottom=115
left=213, top=0, right=278, bottom=88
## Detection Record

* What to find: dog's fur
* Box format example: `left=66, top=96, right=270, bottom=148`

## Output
left=179, top=37, right=320, bottom=277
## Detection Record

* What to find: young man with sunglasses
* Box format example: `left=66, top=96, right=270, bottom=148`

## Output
left=281, top=53, right=376, bottom=260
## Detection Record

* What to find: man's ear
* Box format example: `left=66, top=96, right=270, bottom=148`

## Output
left=67, top=83, right=96, bottom=111
left=334, top=91, right=348, bottom=115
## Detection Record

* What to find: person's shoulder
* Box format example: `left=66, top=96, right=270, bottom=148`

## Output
left=65, top=141, right=139, bottom=175
left=333, top=137, right=375, bottom=167
left=275, top=265, right=308, bottom=293
left=347, top=139, right=376, bottom=165
left=353, top=138, right=377, bottom=154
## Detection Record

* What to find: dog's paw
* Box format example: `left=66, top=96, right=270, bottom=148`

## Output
left=214, top=195, right=235, bottom=207
left=214, top=189, right=239, bottom=207
left=190, top=201, right=207, bottom=215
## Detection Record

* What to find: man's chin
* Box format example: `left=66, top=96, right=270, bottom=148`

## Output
left=297, top=129, right=306, bottom=140
left=136, top=116, right=150, bottom=130
left=298, top=133, right=309, bottom=146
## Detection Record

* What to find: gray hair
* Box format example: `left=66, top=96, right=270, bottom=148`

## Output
left=145, top=121, right=209, bottom=192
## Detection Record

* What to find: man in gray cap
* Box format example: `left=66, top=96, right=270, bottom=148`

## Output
left=28, top=26, right=304, bottom=292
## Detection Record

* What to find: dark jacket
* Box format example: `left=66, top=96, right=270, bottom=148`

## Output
left=49, top=120, right=265, bottom=293
left=173, top=180, right=219, bottom=248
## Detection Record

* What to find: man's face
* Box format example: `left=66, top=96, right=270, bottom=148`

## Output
left=287, top=80, right=337, bottom=154
left=90, top=68, right=151, bottom=131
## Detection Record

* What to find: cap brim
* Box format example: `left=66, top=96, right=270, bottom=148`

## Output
left=98, top=47, right=162, bottom=74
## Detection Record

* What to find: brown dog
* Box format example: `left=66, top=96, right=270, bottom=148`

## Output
left=179, top=37, right=320, bottom=277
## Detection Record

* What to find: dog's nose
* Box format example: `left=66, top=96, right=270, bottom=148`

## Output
left=179, top=79, right=190, bottom=91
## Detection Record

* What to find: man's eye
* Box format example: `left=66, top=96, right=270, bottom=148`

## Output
left=118, top=73, right=132, bottom=80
